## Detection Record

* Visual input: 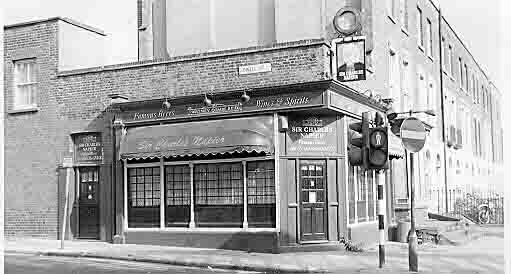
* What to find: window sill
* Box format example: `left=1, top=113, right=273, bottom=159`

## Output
left=8, top=106, right=39, bottom=114
left=126, top=227, right=278, bottom=233
left=428, top=55, right=434, bottom=62
left=401, top=28, right=409, bottom=36
left=387, top=15, right=397, bottom=24
left=418, top=45, right=425, bottom=53
left=348, top=220, right=378, bottom=228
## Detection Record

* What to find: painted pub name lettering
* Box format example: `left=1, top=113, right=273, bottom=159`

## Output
left=256, top=96, right=310, bottom=109
left=138, top=136, right=226, bottom=151
left=133, top=110, right=176, bottom=120
left=187, top=103, right=242, bottom=115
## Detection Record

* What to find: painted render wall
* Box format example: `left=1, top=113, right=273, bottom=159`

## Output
left=58, top=20, right=106, bottom=71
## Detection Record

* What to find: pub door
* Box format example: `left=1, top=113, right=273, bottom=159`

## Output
left=78, top=167, right=100, bottom=239
left=299, top=160, right=328, bottom=242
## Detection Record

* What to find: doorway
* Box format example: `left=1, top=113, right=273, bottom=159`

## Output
left=299, top=160, right=327, bottom=242
left=78, top=167, right=100, bottom=239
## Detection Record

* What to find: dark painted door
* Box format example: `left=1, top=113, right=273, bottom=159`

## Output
left=299, top=160, right=327, bottom=242
left=78, top=167, right=100, bottom=239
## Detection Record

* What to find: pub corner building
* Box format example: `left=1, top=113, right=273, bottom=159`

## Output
left=4, top=16, right=404, bottom=253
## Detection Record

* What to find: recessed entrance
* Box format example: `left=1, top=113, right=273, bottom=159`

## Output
left=299, top=160, right=327, bottom=242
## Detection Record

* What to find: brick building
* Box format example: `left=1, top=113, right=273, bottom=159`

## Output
left=3, top=0, right=503, bottom=251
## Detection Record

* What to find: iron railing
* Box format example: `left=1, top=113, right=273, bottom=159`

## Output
left=429, top=189, right=504, bottom=224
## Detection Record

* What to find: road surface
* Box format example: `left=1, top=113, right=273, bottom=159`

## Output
left=6, top=253, right=261, bottom=274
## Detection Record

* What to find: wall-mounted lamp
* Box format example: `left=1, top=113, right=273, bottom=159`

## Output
left=162, top=98, right=171, bottom=109
left=203, top=94, right=212, bottom=107
left=241, top=90, right=251, bottom=104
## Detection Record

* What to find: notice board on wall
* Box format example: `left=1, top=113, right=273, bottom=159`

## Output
left=73, top=132, right=104, bottom=165
left=287, top=115, right=338, bottom=156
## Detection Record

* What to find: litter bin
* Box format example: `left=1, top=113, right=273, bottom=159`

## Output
left=397, top=220, right=411, bottom=243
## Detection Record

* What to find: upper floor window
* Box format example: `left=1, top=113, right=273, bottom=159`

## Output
left=426, top=19, right=433, bottom=57
left=399, top=0, right=409, bottom=30
left=427, top=82, right=435, bottom=110
left=417, top=7, right=424, bottom=48
left=459, top=57, right=464, bottom=89
left=388, top=49, right=401, bottom=108
left=446, top=45, right=453, bottom=75
left=388, top=0, right=398, bottom=20
left=464, top=64, right=469, bottom=91
left=449, top=46, right=455, bottom=77
left=13, top=59, right=38, bottom=109
left=481, top=90, right=486, bottom=111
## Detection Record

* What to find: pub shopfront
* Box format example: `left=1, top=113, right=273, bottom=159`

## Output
left=103, top=80, right=388, bottom=252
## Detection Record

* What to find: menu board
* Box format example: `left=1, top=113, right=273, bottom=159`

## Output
left=287, top=115, right=338, bottom=156
left=74, top=133, right=103, bottom=164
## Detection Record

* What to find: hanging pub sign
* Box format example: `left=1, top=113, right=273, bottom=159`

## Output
left=73, top=132, right=104, bottom=165
left=332, top=36, right=366, bottom=82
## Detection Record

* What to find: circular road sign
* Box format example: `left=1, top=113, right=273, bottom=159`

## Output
left=400, top=117, right=427, bottom=153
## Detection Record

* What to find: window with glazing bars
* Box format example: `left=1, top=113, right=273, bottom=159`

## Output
left=13, top=59, right=38, bottom=109
left=165, top=165, right=190, bottom=226
left=247, top=160, right=276, bottom=227
left=128, top=167, right=161, bottom=207
left=193, top=163, right=243, bottom=227
left=127, top=167, right=160, bottom=227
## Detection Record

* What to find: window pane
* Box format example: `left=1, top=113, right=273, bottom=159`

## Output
left=368, top=172, right=375, bottom=221
left=357, top=167, right=367, bottom=222
left=193, top=162, right=243, bottom=227
left=348, top=165, right=355, bottom=224
left=127, top=166, right=160, bottom=228
left=165, top=165, right=190, bottom=227
left=247, top=160, right=275, bottom=228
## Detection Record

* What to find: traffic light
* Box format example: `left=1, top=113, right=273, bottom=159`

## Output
left=348, top=112, right=370, bottom=168
left=367, top=112, right=389, bottom=170
left=367, top=127, right=389, bottom=170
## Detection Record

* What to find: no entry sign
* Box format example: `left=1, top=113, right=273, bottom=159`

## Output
left=400, top=117, right=426, bottom=153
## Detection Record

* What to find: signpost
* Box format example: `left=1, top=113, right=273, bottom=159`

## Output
left=400, top=117, right=427, bottom=272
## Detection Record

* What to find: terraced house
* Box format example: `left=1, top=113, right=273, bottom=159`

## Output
left=3, top=0, right=503, bottom=252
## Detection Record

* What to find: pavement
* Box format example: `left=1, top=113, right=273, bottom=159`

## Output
left=3, top=225, right=504, bottom=274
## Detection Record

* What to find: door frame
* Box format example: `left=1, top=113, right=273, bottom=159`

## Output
left=298, top=159, right=328, bottom=243
left=76, top=166, right=101, bottom=239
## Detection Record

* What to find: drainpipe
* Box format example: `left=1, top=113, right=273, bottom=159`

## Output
left=437, top=6, right=449, bottom=213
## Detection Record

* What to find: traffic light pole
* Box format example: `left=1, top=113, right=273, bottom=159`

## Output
left=408, top=151, right=418, bottom=272
left=377, top=169, right=386, bottom=268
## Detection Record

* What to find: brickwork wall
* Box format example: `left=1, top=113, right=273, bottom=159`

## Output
left=4, top=20, right=60, bottom=239
left=55, top=40, right=331, bottom=113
